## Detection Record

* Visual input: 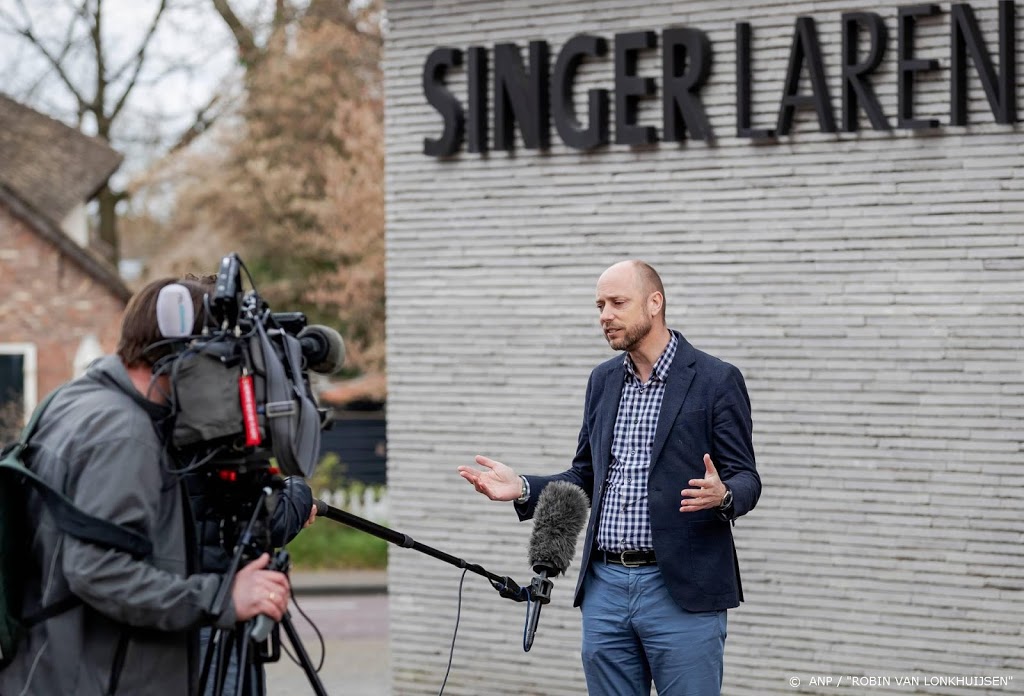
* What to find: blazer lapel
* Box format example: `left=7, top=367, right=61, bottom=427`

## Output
left=649, top=335, right=696, bottom=471
left=595, top=363, right=624, bottom=476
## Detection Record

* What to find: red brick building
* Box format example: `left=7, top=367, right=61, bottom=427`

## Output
left=0, top=95, right=130, bottom=433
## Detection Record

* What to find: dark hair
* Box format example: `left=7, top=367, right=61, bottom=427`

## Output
left=117, top=277, right=209, bottom=368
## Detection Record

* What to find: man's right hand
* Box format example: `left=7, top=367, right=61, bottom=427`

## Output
left=231, top=553, right=290, bottom=622
left=457, top=455, right=522, bottom=501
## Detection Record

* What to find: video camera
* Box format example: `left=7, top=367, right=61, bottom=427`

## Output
left=162, top=253, right=344, bottom=478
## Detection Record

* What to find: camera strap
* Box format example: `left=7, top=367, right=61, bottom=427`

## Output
left=252, top=319, right=320, bottom=477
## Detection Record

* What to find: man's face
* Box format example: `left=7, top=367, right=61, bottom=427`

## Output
left=595, top=265, right=653, bottom=352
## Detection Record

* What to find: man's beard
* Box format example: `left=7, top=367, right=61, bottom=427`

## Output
left=607, top=316, right=652, bottom=352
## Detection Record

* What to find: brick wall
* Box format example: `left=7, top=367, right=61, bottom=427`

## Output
left=384, top=2, right=1023, bottom=694
left=0, top=203, right=125, bottom=403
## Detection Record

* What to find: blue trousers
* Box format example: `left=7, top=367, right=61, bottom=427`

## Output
left=580, top=561, right=727, bottom=696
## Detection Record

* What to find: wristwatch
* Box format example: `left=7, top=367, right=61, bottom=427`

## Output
left=718, top=486, right=733, bottom=510
left=516, top=476, right=530, bottom=504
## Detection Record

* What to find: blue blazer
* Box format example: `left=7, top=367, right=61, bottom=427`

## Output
left=518, top=332, right=760, bottom=613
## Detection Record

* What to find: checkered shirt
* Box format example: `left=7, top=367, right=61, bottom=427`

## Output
left=596, top=331, right=679, bottom=553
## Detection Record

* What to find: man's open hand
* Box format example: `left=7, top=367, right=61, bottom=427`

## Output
left=457, top=455, right=522, bottom=501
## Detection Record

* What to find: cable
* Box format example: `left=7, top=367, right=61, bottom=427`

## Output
left=436, top=568, right=469, bottom=696
left=279, top=587, right=326, bottom=672
left=169, top=445, right=230, bottom=477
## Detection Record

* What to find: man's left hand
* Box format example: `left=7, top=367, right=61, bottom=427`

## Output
left=680, top=453, right=727, bottom=512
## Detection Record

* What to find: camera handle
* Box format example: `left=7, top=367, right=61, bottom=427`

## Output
left=249, top=549, right=290, bottom=642
left=212, top=253, right=243, bottom=329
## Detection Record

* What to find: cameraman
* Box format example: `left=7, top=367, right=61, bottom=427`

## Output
left=0, top=277, right=290, bottom=696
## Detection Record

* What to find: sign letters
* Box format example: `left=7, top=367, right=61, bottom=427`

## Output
left=422, top=2, right=1016, bottom=157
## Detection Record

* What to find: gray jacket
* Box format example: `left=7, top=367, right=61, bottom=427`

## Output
left=0, top=356, right=236, bottom=696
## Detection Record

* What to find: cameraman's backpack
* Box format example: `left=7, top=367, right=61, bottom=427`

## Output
left=0, top=387, right=152, bottom=668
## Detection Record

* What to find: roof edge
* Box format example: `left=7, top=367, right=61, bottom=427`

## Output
left=0, top=184, right=132, bottom=303
left=81, top=150, right=124, bottom=203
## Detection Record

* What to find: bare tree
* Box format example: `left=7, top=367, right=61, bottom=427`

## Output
left=133, top=0, right=387, bottom=375
left=0, top=0, right=233, bottom=263
left=3, top=0, right=388, bottom=376
left=169, top=0, right=385, bottom=374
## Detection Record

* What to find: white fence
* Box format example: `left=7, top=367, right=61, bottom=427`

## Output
left=316, top=484, right=389, bottom=523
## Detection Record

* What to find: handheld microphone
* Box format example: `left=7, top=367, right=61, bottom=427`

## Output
left=297, top=325, right=346, bottom=374
left=523, top=481, right=588, bottom=652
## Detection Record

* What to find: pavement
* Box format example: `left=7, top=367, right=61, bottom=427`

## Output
left=264, top=569, right=390, bottom=695
left=288, top=568, right=388, bottom=596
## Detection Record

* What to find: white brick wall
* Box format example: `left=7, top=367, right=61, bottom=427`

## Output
left=384, top=2, right=1024, bottom=694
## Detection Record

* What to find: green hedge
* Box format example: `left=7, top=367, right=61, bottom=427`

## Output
left=286, top=515, right=388, bottom=569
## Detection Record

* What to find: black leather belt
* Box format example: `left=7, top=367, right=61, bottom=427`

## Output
left=598, top=549, right=657, bottom=567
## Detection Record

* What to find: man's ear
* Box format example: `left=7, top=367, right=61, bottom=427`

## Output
left=648, top=291, right=664, bottom=318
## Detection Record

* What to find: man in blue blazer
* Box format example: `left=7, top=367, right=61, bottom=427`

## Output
left=459, top=260, right=760, bottom=696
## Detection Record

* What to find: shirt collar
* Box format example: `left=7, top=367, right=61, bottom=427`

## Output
left=622, top=330, right=679, bottom=384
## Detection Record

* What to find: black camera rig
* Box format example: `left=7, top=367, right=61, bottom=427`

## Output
left=166, top=253, right=343, bottom=478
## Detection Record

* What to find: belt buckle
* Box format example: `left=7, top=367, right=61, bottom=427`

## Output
left=620, top=550, right=643, bottom=568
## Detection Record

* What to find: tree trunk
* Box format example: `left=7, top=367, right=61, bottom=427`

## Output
left=96, top=184, right=120, bottom=265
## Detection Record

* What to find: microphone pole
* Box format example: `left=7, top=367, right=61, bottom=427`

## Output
left=313, top=500, right=528, bottom=602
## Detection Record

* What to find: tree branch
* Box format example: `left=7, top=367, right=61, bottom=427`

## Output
left=108, top=0, right=168, bottom=122
left=211, top=0, right=261, bottom=67
left=1, top=2, right=88, bottom=111
left=167, top=91, right=226, bottom=154
left=89, top=0, right=106, bottom=132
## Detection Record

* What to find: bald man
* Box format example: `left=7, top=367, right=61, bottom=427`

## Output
left=459, top=260, right=760, bottom=696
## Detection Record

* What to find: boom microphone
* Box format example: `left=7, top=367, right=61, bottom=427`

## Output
left=523, top=481, right=589, bottom=652
left=297, top=325, right=345, bottom=374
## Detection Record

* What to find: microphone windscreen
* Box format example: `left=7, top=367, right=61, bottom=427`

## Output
left=156, top=283, right=195, bottom=338
left=298, top=324, right=346, bottom=374
left=528, top=481, right=589, bottom=575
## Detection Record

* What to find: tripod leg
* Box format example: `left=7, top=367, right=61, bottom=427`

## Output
left=198, top=627, right=244, bottom=696
left=279, top=612, right=329, bottom=696
left=235, top=623, right=252, bottom=696
left=214, top=629, right=233, bottom=696
left=198, top=627, right=218, bottom=694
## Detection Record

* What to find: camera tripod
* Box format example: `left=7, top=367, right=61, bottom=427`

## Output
left=195, top=471, right=536, bottom=696
left=197, top=477, right=328, bottom=696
